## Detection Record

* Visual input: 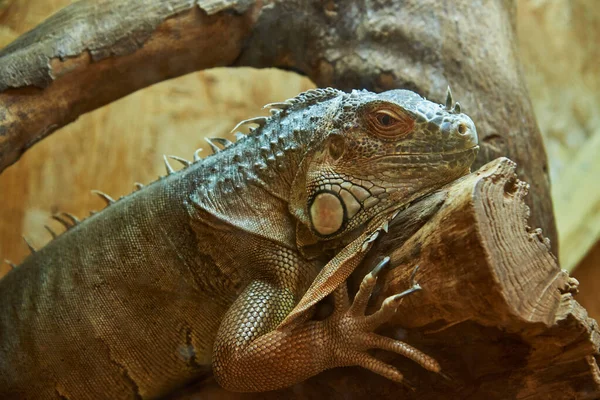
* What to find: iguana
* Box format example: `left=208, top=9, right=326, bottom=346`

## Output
left=0, top=87, right=478, bottom=399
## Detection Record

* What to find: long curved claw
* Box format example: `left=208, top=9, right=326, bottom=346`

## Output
left=409, top=264, right=420, bottom=286
left=373, top=256, right=391, bottom=277
left=349, top=256, right=391, bottom=317
left=439, top=371, right=453, bottom=382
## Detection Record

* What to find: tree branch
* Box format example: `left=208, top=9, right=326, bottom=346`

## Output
left=0, top=0, right=258, bottom=173
left=0, top=0, right=556, bottom=251
left=0, top=1, right=582, bottom=396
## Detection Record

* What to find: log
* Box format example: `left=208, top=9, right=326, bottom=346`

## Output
left=162, top=158, right=600, bottom=399
left=0, top=0, right=557, bottom=253
left=0, top=0, right=257, bottom=173
left=359, top=157, right=593, bottom=399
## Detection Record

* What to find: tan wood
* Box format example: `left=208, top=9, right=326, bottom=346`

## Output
left=517, top=0, right=600, bottom=272
left=1, top=1, right=598, bottom=397
left=6, top=0, right=600, bottom=274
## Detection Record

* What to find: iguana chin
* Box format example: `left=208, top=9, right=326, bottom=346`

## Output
left=0, top=87, right=478, bottom=398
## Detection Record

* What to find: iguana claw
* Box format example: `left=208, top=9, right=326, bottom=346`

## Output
left=371, top=256, right=390, bottom=277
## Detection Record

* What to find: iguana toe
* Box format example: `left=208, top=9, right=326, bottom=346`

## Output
left=324, top=262, right=441, bottom=385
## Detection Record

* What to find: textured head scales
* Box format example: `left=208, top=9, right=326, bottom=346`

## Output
left=289, top=87, right=479, bottom=241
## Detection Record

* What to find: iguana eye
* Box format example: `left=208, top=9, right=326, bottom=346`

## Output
left=368, top=109, right=415, bottom=140
left=375, top=112, right=395, bottom=126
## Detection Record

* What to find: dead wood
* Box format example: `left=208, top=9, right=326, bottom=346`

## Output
left=163, top=158, right=600, bottom=399
left=0, top=0, right=257, bottom=173
left=358, top=157, right=597, bottom=399
left=0, top=0, right=556, bottom=252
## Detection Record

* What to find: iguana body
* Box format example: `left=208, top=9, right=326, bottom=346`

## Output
left=0, top=88, right=478, bottom=399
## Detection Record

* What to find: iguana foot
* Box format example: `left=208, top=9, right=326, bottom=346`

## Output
left=324, top=257, right=441, bottom=387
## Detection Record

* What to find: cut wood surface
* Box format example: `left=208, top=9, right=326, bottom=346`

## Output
left=0, top=0, right=557, bottom=254
left=162, top=158, right=599, bottom=399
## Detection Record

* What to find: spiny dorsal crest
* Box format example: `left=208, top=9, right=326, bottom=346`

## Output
left=231, top=88, right=344, bottom=141
left=444, top=86, right=462, bottom=114
left=284, top=87, right=344, bottom=110
left=263, top=88, right=344, bottom=115
left=26, top=88, right=349, bottom=256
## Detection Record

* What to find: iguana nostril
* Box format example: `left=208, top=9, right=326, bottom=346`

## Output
left=458, top=123, right=467, bottom=135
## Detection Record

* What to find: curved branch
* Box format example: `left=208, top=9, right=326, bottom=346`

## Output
left=0, top=0, right=258, bottom=172
left=0, top=0, right=557, bottom=253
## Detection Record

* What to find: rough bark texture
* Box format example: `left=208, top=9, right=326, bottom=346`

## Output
left=0, top=1, right=582, bottom=397
left=0, top=0, right=557, bottom=254
left=163, top=158, right=599, bottom=399
left=0, top=0, right=257, bottom=171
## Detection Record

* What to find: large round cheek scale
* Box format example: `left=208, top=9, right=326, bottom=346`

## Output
left=309, top=192, right=344, bottom=236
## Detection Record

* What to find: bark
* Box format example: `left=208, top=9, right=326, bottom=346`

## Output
left=168, top=158, right=599, bottom=400
left=0, top=0, right=556, bottom=253
left=0, top=0, right=257, bottom=172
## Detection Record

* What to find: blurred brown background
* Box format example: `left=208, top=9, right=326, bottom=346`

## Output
left=1, top=0, right=599, bottom=318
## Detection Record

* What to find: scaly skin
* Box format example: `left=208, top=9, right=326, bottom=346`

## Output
left=0, top=88, right=478, bottom=398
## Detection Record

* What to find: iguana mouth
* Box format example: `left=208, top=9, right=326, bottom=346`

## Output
left=439, top=145, right=479, bottom=155
left=373, top=145, right=479, bottom=161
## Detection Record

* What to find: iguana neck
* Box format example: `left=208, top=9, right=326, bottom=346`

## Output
left=186, top=113, right=322, bottom=207
left=178, top=109, right=328, bottom=252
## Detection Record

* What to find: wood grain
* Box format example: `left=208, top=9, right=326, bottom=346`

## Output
left=553, top=131, right=600, bottom=272
left=0, top=1, right=598, bottom=396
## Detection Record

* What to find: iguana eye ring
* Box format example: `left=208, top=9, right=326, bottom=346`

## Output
left=368, top=109, right=415, bottom=140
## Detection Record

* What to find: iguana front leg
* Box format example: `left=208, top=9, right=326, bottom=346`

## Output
left=213, top=256, right=441, bottom=392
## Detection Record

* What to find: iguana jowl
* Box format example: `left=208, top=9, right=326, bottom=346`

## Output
left=0, top=88, right=478, bottom=398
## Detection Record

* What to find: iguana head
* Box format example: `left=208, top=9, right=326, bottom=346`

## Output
left=289, top=88, right=479, bottom=240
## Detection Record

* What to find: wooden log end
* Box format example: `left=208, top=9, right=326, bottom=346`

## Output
left=348, top=157, right=600, bottom=399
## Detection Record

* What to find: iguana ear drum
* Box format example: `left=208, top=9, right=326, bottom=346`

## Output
left=309, top=191, right=345, bottom=236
